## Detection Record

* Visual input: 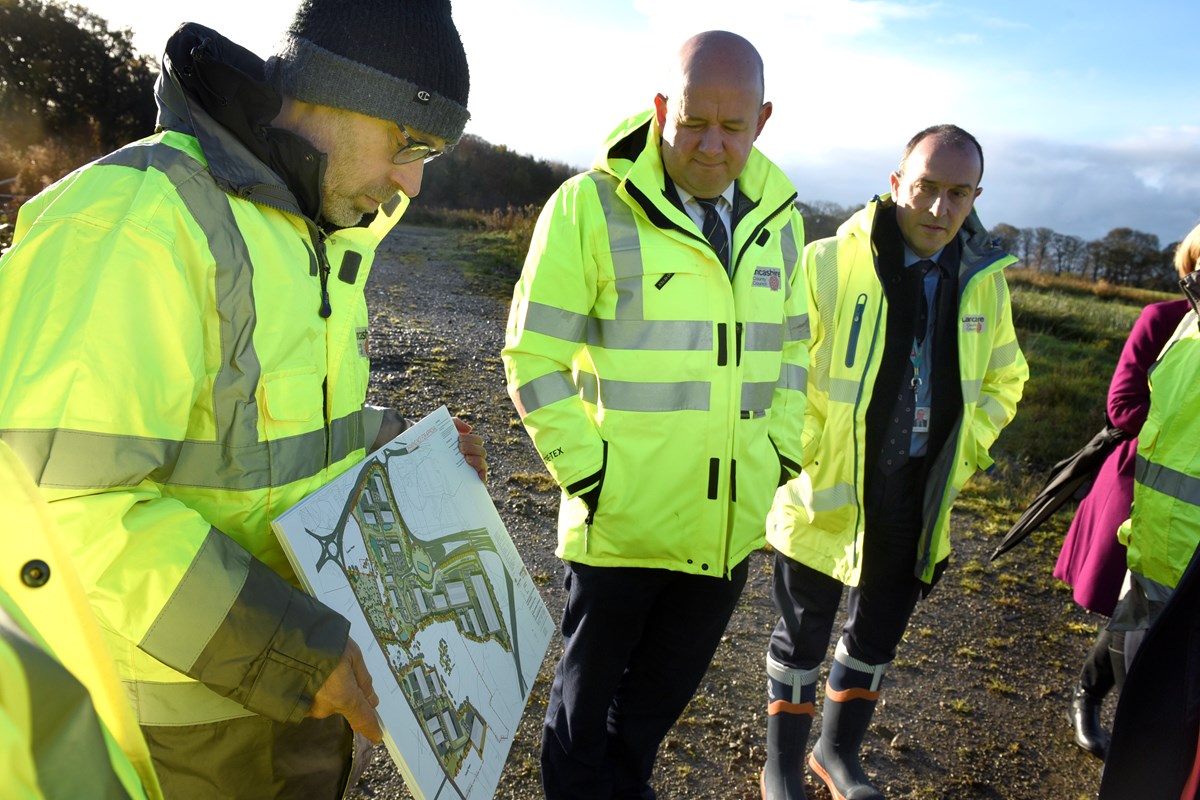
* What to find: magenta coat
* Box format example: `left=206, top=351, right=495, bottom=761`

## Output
left=1054, top=298, right=1192, bottom=615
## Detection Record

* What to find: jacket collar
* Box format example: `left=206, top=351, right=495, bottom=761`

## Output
left=852, top=193, right=1014, bottom=281
left=156, top=23, right=326, bottom=224
left=594, top=110, right=793, bottom=236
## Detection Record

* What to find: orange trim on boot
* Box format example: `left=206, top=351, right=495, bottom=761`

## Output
left=824, top=686, right=880, bottom=703
left=767, top=699, right=816, bottom=717
left=808, top=751, right=850, bottom=800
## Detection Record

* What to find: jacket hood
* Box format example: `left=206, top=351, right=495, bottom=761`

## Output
left=592, top=110, right=658, bottom=180
left=156, top=23, right=325, bottom=223
left=591, top=110, right=798, bottom=229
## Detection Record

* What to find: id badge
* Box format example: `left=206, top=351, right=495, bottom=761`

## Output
left=913, top=406, right=931, bottom=433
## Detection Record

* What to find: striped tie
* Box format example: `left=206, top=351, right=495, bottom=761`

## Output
left=695, top=196, right=730, bottom=274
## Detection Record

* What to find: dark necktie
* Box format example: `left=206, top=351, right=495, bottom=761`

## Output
left=695, top=196, right=730, bottom=273
left=915, top=259, right=940, bottom=345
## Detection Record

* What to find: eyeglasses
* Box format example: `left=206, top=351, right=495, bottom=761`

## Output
left=392, top=125, right=449, bottom=165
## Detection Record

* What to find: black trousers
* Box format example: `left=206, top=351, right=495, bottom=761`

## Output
left=541, top=559, right=749, bottom=800
left=769, top=458, right=928, bottom=669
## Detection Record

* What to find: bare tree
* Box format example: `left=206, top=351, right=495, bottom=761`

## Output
left=1048, top=232, right=1086, bottom=276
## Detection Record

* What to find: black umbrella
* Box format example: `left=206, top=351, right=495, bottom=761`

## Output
left=989, top=422, right=1130, bottom=561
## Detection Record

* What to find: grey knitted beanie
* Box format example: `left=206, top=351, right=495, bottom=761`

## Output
left=267, top=0, right=470, bottom=144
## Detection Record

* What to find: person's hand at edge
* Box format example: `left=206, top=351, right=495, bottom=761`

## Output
left=308, top=637, right=382, bottom=744
left=453, top=416, right=488, bottom=483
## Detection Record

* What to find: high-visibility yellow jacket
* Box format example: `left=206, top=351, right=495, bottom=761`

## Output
left=502, top=110, right=809, bottom=577
left=0, top=440, right=161, bottom=799
left=1121, top=310, right=1200, bottom=589
left=768, top=195, right=1028, bottom=585
left=0, top=31, right=406, bottom=790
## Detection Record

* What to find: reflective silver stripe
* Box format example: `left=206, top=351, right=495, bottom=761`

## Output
left=588, top=318, right=712, bottom=351
left=811, top=481, right=856, bottom=513
left=588, top=173, right=644, bottom=320
left=829, top=378, right=859, bottom=404
left=512, top=371, right=577, bottom=418
left=0, top=605, right=130, bottom=794
left=100, top=143, right=262, bottom=449
left=140, top=528, right=251, bottom=671
left=744, top=322, right=784, bottom=352
left=812, top=243, right=840, bottom=393
left=780, top=220, right=799, bottom=301
left=524, top=301, right=589, bottom=343
left=328, top=412, right=365, bottom=467
left=977, top=393, right=1009, bottom=428
left=780, top=364, right=808, bottom=392
left=741, top=381, right=776, bottom=414
left=127, top=679, right=255, bottom=726
left=995, top=272, right=1010, bottom=318
left=577, top=372, right=711, bottom=412
left=766, top=653, right=820, bottom=694
left=987, top=339, right=1020, bottom=371
left=1136, top=454, right=1200, bottom=508
left=786, top=313, right=810, bottom=343
left=833, top=639, right=888, bottom=690
left=961, top=378, right=983, bottom=406
left=1, top=412, right=361, bottom=491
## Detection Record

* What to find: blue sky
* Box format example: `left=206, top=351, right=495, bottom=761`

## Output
left=78, top=0, right=1200, bottom=247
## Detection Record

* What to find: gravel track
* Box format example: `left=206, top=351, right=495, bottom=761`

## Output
left=348, top=223, right=1107, bottom=800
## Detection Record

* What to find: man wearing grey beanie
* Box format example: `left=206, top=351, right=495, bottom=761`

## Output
left=0, top=1, right=485, bottom=797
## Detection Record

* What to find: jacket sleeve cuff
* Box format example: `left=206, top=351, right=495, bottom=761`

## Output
left=363, top=404, right=412, bottom=452
left=204, top=557, right=349, bottom=724
left=140, top=532, right=350, bottom=725
left=362, top=405, right=386, bottom=451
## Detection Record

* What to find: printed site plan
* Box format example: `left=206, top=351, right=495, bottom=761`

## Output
left=273, top=405, right=555, bottom=800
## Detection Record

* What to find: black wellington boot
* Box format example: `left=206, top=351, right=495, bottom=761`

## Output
left=808, top=654, right=885, bottom=800
left=761, top=659, right=818, bottom=800
left=1068, top=685, right=1109, bottom=759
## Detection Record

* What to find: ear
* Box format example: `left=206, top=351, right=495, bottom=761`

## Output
left=654, top=93, right=669, bottom=129
left=889, top=170, right=901, bottom=197
left=754, top=101, right=773, bottom=139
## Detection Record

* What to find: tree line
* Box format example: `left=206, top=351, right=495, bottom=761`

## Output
left=0, top=0, right=1185, bottom=293
left=797, top=203, right=1183, bottom=292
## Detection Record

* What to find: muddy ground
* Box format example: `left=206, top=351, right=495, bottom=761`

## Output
left=349, top=224, right=1108, bottom=800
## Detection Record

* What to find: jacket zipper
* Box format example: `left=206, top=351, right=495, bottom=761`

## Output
left=731, top=192, right=799, bottom=272
left=850, top=292, right=885, bottom=571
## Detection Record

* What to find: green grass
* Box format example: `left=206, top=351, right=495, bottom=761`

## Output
left=999, top=268, right=1177, bottom=468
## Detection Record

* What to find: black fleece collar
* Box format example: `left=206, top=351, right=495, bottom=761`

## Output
left=159, top=23, right=326, bottom=223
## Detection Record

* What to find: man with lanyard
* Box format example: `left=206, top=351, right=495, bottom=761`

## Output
left=760, top=124, right=1028, bottom=800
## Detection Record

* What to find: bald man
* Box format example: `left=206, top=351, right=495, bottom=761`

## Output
left=503, top=30, right=809, bottom=799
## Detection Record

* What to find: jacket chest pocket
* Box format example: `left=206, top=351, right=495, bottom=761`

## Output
left=260, top=370, right=325, bottom=441
left=844, top=293, right=870, bottom=368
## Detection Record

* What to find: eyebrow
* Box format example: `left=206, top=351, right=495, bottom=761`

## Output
left=915, top=177, right=977, bottom=191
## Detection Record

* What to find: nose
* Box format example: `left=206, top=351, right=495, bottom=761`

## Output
left=929, top=192, right=950, bottom=218
left=698, top=125, right=724, bottom=155
left=391, top=160, right=425, bottom=198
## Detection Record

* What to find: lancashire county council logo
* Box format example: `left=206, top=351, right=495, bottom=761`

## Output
left=961, top=315, right=986, bottom=333
left=356, top=327, right=370, bottom=357
left=752, top=267, right=782, bottom=291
